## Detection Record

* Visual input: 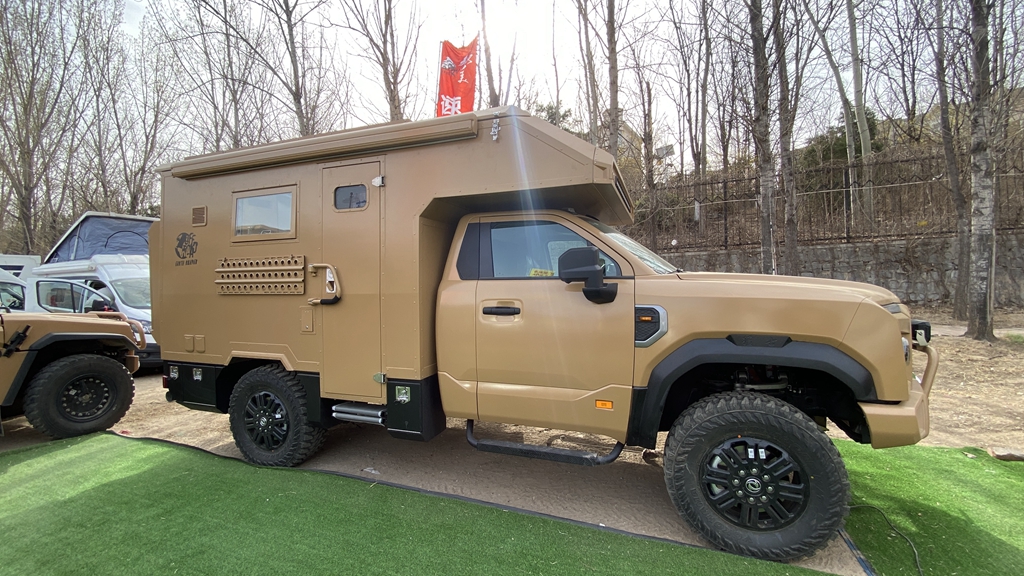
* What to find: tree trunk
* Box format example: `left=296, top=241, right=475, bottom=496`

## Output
left=575, top=0, right=600, bottom=145
left=774, top=0, right=799, bottom=277
left=749, top=0, right=775, bottom=274
left=480, top=0, right=500, bottom=107
left=800, top=0, right=859, bottom=225
left=966, top=0, right=995, bottom=341
left=933, top=0, right=969, bottom=320
left=846, top=0, right=873, bottom=229
left=699, top=0, right=711, bottom=176
left=605, top=0, right=619, bottom=159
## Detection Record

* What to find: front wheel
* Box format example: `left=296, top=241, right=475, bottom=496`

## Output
left=664, top=392, right=849, bottom=561
left=228, top=365, right=325, bottom=467
left=23, top=354, right=135, bottom=438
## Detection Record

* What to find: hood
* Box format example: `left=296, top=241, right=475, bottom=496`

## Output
left=669, top=272, right=900, bottom=306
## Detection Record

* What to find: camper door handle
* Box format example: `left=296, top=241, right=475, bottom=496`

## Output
left=307, top=263, right=341, bottom=306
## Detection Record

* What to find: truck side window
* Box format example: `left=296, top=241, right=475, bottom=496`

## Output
left=37, top=281, right=79, bottom=313
left=488, top=221, right=620, bottom=279
left=334, top=185, right=367, bottom=210
left=233, top=186, right=296, bottom=240
left=0, top=282, right=25, bottom=310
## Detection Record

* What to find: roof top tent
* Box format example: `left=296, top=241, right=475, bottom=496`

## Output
left=45, top=212, right=159, bottom=264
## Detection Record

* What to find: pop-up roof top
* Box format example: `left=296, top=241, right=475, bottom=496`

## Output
left=45, top=212, right=158, bottom=264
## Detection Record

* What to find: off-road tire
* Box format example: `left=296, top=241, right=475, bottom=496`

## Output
left=664, top=391, right=849, bottom=561
left=23, top=354, right=135, bottom=439
left=228, top=364, right=326, bottom=467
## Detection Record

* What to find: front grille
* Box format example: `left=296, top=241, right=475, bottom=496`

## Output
left=635, top=307, right=661, bottom=342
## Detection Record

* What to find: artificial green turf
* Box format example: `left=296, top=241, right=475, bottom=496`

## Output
left=838, top=441, right=1024, bottom=575
left=0, top=434, right=817, bottom=576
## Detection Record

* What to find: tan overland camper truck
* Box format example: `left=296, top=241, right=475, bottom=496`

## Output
left=152, top=107, right=938, bottom=561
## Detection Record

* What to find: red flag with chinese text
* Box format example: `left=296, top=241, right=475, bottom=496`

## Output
left=436, top=37, right=478, bottom=117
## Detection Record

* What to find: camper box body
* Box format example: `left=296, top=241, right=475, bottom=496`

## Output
left=152, top=107, right=630, bottom=421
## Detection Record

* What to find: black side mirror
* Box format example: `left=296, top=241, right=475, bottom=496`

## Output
left=558, top=246, right=617, bottom=304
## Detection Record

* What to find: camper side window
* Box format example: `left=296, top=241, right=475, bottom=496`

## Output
left=334, top=185, right=367, bottom=211
left=233, top=186, right=296, bottom=241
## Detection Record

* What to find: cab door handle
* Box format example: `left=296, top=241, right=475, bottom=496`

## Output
left=483, top=306, right=520, bottom=316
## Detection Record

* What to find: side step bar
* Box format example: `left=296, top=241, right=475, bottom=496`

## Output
left=465, top=419, right=623, bottom=466
left=332, top=402, right=386, bottom=426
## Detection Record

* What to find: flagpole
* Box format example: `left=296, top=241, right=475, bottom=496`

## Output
left=434, top=41, right=442, bottom=117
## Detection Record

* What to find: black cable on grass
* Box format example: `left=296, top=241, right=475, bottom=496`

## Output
left=851, top=504, right=924, bottom=576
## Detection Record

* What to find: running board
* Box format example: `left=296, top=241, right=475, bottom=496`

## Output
left=465, top=420, right=623, bottom=466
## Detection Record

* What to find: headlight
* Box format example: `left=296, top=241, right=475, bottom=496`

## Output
left=133, top=318, right=153, bottom=334
left=902, top=337, right=910, bottom=363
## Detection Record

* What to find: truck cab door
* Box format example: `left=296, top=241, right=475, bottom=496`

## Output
left=470, top=216, right=635, bottom=440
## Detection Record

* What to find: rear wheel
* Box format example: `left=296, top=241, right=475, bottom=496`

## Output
left=23, top=354, right=134, bottom=438
left=664, top=391, right=849, bottom=560
left=228, top=365, right=325, bottom=467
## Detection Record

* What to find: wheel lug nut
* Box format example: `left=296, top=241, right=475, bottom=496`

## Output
left=760, top=495, right=768, bottom=502
left=751, top=467, right=758, bottom=474
left=732, top=479, right=740, bottom=486
left=747, top=497, right=755, bottom=504
left=738, top=470, right=746, bottom=477
left=736, top=490, right=744, bottom=497
left=767, top=486, right=774, bottom=493
left=763, top=475, right=770, bottom=481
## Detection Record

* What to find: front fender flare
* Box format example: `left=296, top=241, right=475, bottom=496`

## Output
left=625, top=338, right=875, bottom=448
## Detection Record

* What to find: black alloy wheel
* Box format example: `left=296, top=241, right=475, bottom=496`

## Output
left=243, top=390, right=290, bottom=451
left=228, top=364, right=326, bottom=467
left=663, top=391, right=849, bottom=561
left=23, top=354, right=135, bottom=438
left=700, top=437, right=810, bottom=530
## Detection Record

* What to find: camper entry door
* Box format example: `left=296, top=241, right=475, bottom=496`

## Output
left=320, top=162, right=383, bottom=399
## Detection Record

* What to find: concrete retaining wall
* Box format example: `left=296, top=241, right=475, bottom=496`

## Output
left=658, top=232, right=1024, bottom=307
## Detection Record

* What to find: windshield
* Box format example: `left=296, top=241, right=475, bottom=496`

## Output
left=581, top=217, right=679, bottom=274
left=1, top=282, right=25, bottom=310
left=109, top=278, right=151, bottom=309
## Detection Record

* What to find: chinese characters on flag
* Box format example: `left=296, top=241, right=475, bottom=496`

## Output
left=436, top=37, right=478, bottom=117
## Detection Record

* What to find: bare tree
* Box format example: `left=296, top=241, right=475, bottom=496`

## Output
left=153, top=0, right=282, bottom=151
left=747, top=0, right=777, bottom=274
left=479, top=0, right=500, bottom=108
left=606, top=0, right=621, bottom=159
left=965, top=0, right=995, bottom=340
left=773, top=0, right=814, bottom=276
left=800, top=0, right=865, bottom=220
left=0, top=0, right=88, bottom=254
left=338, top=0, right=420, bottom=122
left=574, top=0, right=602, bottom=144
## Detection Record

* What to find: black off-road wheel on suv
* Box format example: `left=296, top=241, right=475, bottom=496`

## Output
left=664, top=391, right=849, bottom=561
left=23, top=354, right=135, bottom=439
left=229, top=365, right=326, bottom=467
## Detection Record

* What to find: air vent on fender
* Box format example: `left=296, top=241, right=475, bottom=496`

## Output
left=635, top=305, right=667, bottom=347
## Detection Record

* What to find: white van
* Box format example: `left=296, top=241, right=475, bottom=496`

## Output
left=0, top=254, right=41, bottom=277
left=1, top=268, right=116, bottom=313
left=30, top=254, right=160, bottom=367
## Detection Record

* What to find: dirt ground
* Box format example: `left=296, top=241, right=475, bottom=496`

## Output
left=3, top=306, right=1022, bottom=576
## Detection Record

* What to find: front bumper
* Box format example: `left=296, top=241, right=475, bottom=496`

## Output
left=859, top=344, right=939, bottom=448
